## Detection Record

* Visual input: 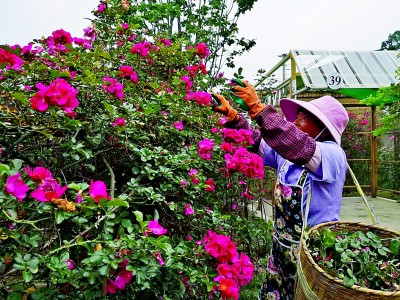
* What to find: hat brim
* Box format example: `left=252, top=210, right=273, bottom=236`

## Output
left=279, top=98, right=342, bottom=145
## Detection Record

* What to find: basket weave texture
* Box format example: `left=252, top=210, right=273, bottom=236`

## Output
left=295, top=221, right=400, bottom=300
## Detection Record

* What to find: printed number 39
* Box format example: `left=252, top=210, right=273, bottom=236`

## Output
left=329, top=75, right=342, bottom=86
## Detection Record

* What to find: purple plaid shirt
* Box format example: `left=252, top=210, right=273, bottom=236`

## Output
left=226, top=106, right=316, bottom=165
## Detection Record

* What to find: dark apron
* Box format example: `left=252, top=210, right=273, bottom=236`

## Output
left=259, top=161, right=309, bottom=300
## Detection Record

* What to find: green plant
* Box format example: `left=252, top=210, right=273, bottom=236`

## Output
left=0, top=1, right=272, bottom=298
left=307, top=227, right=400, bottom=291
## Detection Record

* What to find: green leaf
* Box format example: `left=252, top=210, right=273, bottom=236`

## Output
left=134, top=211, right=144, bottom=224
left=56, top=210, right=66, bottom=224
left=0, top=164, right=10, bottom=176
left=343, top=276, right=354, bottom=287
left=99, top=52, right=111, bottom=60
left=121, top=219, right=132, bottom=228
left=22, top=270, right=33, bottom=282
left=7, top=292, right=23, bottom=300
left=105, top=199, right=129, bottom=207
left=390, top=239, right=400, bottom=255
left=11, top=159, right=23, bottom=171
left=99, top=265, right=109, bottom=276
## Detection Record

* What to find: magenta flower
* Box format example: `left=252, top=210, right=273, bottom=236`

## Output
left=194, top=43, right=210, bottom=59
left=191, top=177, right=200, bottom=184
left=159, top=38, right=171, bottom=46
left=112, top=117, right=126, bottom=127
left=97, top=3, right=106, bottom=12
left=5, top=173, right=30, bottom=202
left=173, top=121, right=184, bottom=131
left=153, top=251, right=165, bottom=266
left=188, top=168, right=198, bottom=176
left=222, top=128, right=254, bottom=146
left=0, top=48, right=24, bottom=70
left=203, top=231, right=238, bottom=264
left=180, top=76, right=193, bottom=91
left=198, top=138, right=215, bottom=160
left=148, top=220, right=167, bottom=236
left=204, top=178, right=215, bottom=192
left=31, top=178, right=68, bottom=202
left=218, top=278, right=239, bottom=300
left=130, top=42, right=152, bottom=57
left=30, top=78, right=79, bottom=114
left=118, top=65, right=138, bottom=83
left=83, top=25, right=96, bottom=42
left=89, top=180, right=110, bottom=203
left=180, top=180, right=187, bottom=186
left=105, top=279, right=117, bottom=294
left=24, top=166, right=52, bottom=183
left=185, top=91, right=212, bottom=106
left=66, top=259, right=75, bottom=270
left=184, top=203, right=194, bottom=215
left=102, top=77, right=124, bottom=100
left=115, top=270, right=133, bottom=290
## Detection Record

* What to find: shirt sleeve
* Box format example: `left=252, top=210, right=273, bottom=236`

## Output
left=255, top=106, right=316, bottom=166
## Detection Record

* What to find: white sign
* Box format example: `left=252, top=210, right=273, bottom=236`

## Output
left=326, top=72, right=344, bottom=89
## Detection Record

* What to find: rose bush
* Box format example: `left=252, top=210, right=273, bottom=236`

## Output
left=0, top=0, right=272, bottom=299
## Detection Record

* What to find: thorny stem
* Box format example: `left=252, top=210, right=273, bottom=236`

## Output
left=102, top=155, right=115, bottom=199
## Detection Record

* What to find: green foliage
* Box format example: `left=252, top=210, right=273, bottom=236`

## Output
left=308, top=227, right=400, bottom=291
left=0, top=0, right=271, bottom=298
left=380, top=30, right=400, bottom=50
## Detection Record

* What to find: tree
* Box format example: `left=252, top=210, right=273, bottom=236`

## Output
left=124, top=0, right=258, bottom=81
left=380, top=30, right=400, bottom=50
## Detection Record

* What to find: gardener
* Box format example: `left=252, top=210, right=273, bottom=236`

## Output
left=211, top=80, right=349, bottom=300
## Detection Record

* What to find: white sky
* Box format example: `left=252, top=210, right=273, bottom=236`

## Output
left=0, top=0, right=399, bottom=82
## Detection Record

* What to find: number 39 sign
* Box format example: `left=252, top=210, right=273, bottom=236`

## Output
left=326, top=72, right=344, bottom=89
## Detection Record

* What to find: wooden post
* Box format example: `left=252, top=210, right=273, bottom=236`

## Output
left=290, top=57, right=296, bottom=98
left=371, top=105, right=378, bottom=197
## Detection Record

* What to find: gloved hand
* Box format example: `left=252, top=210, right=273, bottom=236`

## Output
left=231, top=79, right=266, bottom=120
left=211, top=93, right=239, bottom=123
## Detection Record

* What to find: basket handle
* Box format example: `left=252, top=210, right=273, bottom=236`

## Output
left=346, top=162, right=379, bottom=225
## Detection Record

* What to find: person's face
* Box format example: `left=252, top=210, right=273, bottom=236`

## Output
left=293, top=111, right=323, bottom=139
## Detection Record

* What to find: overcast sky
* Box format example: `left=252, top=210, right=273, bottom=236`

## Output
left=0, top=0, right=399, bottom=82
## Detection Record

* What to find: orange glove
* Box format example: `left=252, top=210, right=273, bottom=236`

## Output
left=211, top=93, right=239, bottom=123
left=231, top=79, right=266, bottom=120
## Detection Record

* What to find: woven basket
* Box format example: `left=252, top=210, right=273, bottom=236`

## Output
left=295, top=221, right=400, bottom=300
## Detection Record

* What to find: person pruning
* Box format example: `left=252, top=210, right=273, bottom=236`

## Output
left=211, top=79, right=349, bottom=300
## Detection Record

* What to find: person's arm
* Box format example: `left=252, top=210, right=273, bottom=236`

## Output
left=255, top=106, right=316, bottom=166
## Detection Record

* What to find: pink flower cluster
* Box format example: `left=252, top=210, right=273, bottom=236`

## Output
left=224, top=147, right=264, bottom=179
left=118, top=65, right=138, bottom=83
left=105, top=260, right=133, bottom=295
left=30, top=78, right=79, bottom=116
left=194, top=43, right=210, bottom=59
left=130, top=41, right=155, bottom=57
left=203, top=231, right=254, bottom=300
left=102, top=76, right=124, bottom=100
left=5, top=165, right=110, bottom=204
left=221, top=128, right=254, bottom=147
left=185, top=91, right=212, bottom=106
left=0, top=47, right=24, bottom=70
left=197, top=138, right=215, bottom=160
